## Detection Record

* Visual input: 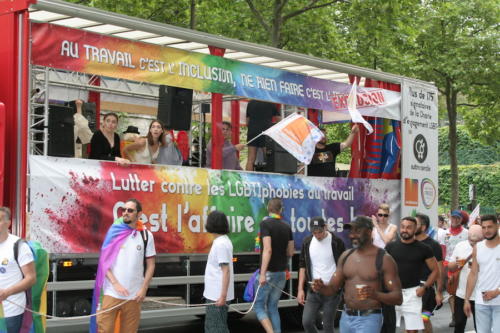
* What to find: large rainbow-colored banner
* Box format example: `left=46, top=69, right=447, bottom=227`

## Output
left=29, top=156, right=400, bottom=253
left=30, top=22, right=400, bottom=117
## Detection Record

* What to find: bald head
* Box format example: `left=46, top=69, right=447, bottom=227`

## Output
left=468, top=224, right=483, bottom=242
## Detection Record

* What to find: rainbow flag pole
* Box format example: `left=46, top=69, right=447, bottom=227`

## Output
left=0, top=303, right=7, bottom=333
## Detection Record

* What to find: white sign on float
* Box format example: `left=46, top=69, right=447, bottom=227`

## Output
left=401, top=80, right=439, bottom=226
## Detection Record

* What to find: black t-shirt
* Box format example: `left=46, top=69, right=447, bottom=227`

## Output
left=246, top=100, right=279, bottom=140
left=89, top=130, right=122, bottom=161
left=420, top=237, right=443, bottom=280
left=308, top=143, right=341, bottom=177
left=386, top=239, right=434, bottom=289
left=259, top=218, right=293, bottom=272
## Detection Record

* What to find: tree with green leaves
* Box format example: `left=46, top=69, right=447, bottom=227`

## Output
left=241, top=0, right=347, bottom=48
left=407, top=0, right=499, bottom=209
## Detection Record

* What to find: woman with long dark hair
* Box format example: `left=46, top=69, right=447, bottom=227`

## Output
left=123, top=120, right=164, bottom=164
left=89, top=113, right=129, bottom=164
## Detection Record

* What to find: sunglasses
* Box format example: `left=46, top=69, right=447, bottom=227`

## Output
left=123, top=208, right=136, bottom=213
left=378, top=213, right=389, bottom=217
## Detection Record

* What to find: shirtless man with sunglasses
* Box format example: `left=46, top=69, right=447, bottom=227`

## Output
left=371, top=203, right=398, bottom=249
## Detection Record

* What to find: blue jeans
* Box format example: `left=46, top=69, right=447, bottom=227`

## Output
left=475, top=303, right=500, bottom=333
left=253, top=271, right=286, bottom=333
left=6, top=313, right=24, bottom=333
left=339, top=312, right=383, bottom=333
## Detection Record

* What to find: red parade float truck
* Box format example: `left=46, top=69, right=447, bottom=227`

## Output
left=0, top=0, right=439, bottom=331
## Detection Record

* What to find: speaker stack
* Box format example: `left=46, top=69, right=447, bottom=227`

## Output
left=264, top=137, right=298, bottom=174
left=35, top=105, right=75, bottom=157
left=157, top=85, right=193, bottom=131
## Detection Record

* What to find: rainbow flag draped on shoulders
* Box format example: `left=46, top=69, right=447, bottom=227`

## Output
left=89, top=218, right=144, bottom=333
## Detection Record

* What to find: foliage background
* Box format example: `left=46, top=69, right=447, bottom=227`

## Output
left=438, top=164, right=499, bottom=212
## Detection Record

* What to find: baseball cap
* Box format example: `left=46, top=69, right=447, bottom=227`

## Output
left=309, top=217, right=325, bottom=230
left=450, top=210, right=462, bottom=218
left=344, top=216, right=373, bottom=230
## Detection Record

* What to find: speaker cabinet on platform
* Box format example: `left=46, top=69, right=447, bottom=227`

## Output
left=264, top=137, right=298, bottom=174
left=35, top=105, right=75, bottom=157
left=158, top=85, right=193, bottom=130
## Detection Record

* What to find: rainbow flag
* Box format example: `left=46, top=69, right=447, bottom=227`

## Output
left=89, top=218, right=143, bottom=333
left=0, top=303, right=7, bottom=333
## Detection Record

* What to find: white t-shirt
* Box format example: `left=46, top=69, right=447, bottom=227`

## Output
left=103, top=230, right=156, bottom=300
left=310, top=232, right=336, bottom=283
left=203, top=235, right=234, bottom=302
left=444, top=228, right=468, bottom=262
left=474, top=240, right=500, bottom=305
left=0, top=234, right=34, bottom=317
left=372, top=224, right=395, bottom=249
left=435, top=228, right=447, bottom=245
left=450, top=240, right=475, bottom=300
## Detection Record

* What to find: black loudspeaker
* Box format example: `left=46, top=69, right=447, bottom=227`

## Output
left=264, top=137, right=298, bottom=174
left=35, top=105, right=75, bottom=157
left=157, top=85, right=193, bottom=130
left=65, top=100, right=97, bottom=132
left=201, top=103, right=210, bottom=114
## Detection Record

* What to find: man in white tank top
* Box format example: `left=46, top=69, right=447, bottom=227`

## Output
left=464, top=214, right=500, bottom=333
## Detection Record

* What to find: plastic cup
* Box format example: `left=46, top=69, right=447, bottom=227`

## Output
left=356, top=284, right=367, bottom=300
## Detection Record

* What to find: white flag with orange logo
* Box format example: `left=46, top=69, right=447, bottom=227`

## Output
left=262, top=113, right=324, bottom=164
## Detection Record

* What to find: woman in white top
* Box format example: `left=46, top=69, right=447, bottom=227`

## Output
left=123, top=120, right=164, bottom=164
left=203, top=210, right=234, bottom=333
left=372, top=203, right=398, bottom=248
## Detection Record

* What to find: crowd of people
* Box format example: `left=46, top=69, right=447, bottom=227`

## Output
left=1, top=201, right=499, bottom=333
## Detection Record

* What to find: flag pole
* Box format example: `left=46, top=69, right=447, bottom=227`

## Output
left=246, top=132, right=264, bottom=145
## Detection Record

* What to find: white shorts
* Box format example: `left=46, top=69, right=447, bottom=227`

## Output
left=395, top=286, right=424, bottom=330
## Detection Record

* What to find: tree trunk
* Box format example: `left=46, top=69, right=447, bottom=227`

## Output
left=271, top=0, right=283, bottom=48
left=446, top=80, right=459, bottom=210
left=189, top=0, right=196, bottom=29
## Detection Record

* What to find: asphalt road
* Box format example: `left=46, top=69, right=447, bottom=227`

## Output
left=140, top=300, right=476, bottom=333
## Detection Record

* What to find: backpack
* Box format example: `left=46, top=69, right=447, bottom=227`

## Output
left=140, top=230, right=149, bottom=276
left=342, top=248, right=396, bottom=333
left=13, top=239, right=49, bottom=333
left=243, top=269, right=260, bottom=302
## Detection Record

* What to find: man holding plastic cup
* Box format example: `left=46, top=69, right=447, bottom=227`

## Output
left=312, top=216, right=402, bottom=333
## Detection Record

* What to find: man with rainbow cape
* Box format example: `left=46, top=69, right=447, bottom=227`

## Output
left=90, top=199, right=156, bottom=333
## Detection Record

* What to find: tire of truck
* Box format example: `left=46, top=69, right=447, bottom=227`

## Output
left=279, top=305, right=303, bottom=328
left=72, top=297, right=92, bottom=316
left=56, top=300, right=72, bottom=317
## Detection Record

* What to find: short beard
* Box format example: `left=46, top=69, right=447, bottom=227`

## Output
left=400, top=233, right=414, bottom=240
left=485, top=234, right=498, bottom=241
left=123, top=219, right=132, bottom=224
